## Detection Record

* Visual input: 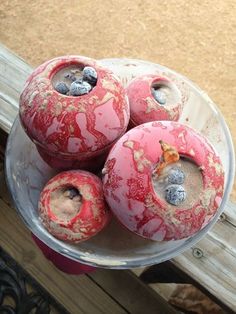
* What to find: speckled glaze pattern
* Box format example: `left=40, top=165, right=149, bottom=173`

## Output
left=126, top=74, right=188, bottom=126
left=39, top=170, right=110, bottom=243
left=19, top=56, right=130, bottom=169
left=103, top=121, right=224, bottom=241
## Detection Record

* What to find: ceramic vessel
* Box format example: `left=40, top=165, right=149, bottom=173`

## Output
left=39, top=170, right=110, bottom=243
left=103, top=121, right=224, bottom=241
left=19, top=56, right=130, bottom=171
left=126, top=74, right=188, bottom=127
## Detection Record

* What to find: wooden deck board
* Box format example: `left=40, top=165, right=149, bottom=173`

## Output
left=88, top=269, right=176, bottom=314
left=0, top=44, right=31, bottom=133
left=0, top=42, right=236, bottom=312
left=171, top=221, right=236, bottom=311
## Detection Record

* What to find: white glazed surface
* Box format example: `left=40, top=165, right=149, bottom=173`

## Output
left=5, top=58, right=235, bottom=268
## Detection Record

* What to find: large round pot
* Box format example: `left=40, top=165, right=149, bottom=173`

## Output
left=19, top=56, right=130, bottom=170
left=103, top=121, right=224, bottom=241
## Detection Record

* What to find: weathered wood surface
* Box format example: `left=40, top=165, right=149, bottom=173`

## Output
left=0, top=44, right=32, bottom=133
left=0, top=43, right=236, bottom=311
left=88, top=269, right=176, bottom=314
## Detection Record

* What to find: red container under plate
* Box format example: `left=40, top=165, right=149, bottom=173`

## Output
left=32, top=234, right=95, bottom=275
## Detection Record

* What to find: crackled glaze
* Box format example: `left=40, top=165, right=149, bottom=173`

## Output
left=126, top=74, right=188, bottom=127
left=39, top=170, right=110, bottom=243
left=103, top=121, right=224, bottom=241
left=19, top=56, right=130, bottom=169
left=6, top=58, right=234, bottom=268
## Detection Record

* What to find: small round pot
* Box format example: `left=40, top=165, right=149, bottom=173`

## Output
left=126, top=74, right=188, bottom=127
left=19, top=55, right=130, bottom=170
left=102, top=121, right=224, bottom=241
left=39, top=170, right=111, bottom=243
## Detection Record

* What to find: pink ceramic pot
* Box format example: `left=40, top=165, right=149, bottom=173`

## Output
left=126, top=74, right=187, bottom=127
left=19, top=56, right=130, bottom=171
left=103, top=121, right=224, bottom=241
left=39, top=170, right=111, bottom=243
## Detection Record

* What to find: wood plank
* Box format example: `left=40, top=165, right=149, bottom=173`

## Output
left=0, top=42, right=236, bottom=312
left=0, top=44, right=31, bottom=133
left=171, top=216, right=236, bottom=311
left=88, top=269, right=177, bottom=314
left=140, top=260, right=235, bottom=314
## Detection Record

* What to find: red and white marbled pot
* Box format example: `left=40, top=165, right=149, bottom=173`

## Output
left=126, top=74, right=187, bottom=127
left=102, top=121, right=224, bottom=241
left=39, top=170, right=111, bottom=243
left=19, top=56, right=130, bottom=171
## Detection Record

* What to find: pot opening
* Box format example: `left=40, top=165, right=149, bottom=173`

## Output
left=51, top=64, right=98, bottom=97
left=49, top=185, right=82, bottom=222
left=152, top=156, right=204, bottom=208
left=151, top=78, right=181, bottom=107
